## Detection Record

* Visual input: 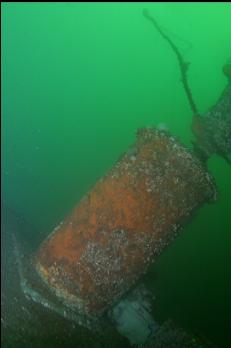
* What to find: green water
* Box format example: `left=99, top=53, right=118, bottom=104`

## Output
left=2, top=2, right=231, bottom=347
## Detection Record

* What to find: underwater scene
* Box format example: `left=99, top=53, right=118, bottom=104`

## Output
left=1, top=2, right=231, bottom=348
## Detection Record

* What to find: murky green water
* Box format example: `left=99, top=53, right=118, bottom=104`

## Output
left=2, top=2, right=231, bottom=347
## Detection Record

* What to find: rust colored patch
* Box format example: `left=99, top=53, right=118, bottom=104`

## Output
left=35, top=128, right=216, bottom=316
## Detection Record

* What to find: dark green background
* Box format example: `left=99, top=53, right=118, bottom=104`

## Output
left=2, top=2, right=231, bottom=347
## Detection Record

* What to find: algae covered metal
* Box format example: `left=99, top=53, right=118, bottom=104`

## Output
left=35, top=128, right=217, bottom=321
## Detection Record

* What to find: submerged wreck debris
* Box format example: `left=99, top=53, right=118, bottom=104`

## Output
left=34, top=128, right=217, bottom=325
left=6, top=10, right=228, bottom=348
left=192, top=61, right=231, bottom=164
left=144, top=10, right=231, bottom=166
left=12, top=128, right=218, bottom=347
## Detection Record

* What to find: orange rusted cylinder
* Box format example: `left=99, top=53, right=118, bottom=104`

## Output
left=35, top=128, right=216, bottom=318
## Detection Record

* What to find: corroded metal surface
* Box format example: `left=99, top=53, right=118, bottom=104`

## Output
left=35, top=128, right=217, bottom=318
